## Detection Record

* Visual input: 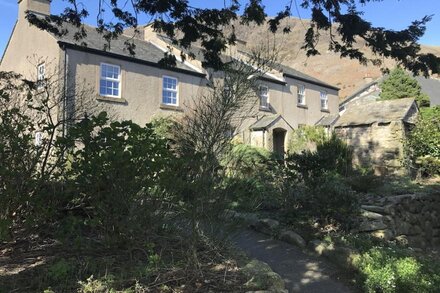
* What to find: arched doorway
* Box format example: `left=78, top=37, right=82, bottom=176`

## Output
left=273, top=128, right=287, bottom=158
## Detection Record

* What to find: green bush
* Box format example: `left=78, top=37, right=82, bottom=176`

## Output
left=221, top=143, right=287, bottom=211
left=59, top=113, right=172, bottom=245
left=354, top=247, right=440, bottom=293
left=287, top=125, right=327, bottom=154
left=346, top=167, right=383, bottom=193
left=406, top=107, right=440, bottom=177
left=286, top=133, right=353, bottom=181
left=406, top=106, right=440, bottom=177
left=297, top=173, right=359, bottom=227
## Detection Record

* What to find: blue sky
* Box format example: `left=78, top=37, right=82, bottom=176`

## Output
left=1, top=0, right=440, bottom=56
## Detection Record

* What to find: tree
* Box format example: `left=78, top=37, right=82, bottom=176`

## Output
left=27, top=0, right=440, bottom=74
left=380, top=67, right=430, bottom=107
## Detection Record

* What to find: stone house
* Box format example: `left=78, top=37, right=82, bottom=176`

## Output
left=0, top=0, right=340, bottom=156
left=334, top=98, right=419, bottom=175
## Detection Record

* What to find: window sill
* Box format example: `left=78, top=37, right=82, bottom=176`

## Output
left=320, top=108, right=330, bottom=113
left=259, top=106, right=272, bottom=112
left=97, top=95, right=127, bottom=104
left=297, top=104, right=308, bottom=109
left=160, top=103, right=183, bottom=112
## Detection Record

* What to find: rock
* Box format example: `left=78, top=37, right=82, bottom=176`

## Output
left=360, top=210, right=384, bottom=220
left=243, top=260, right=286, bottom=292
left=252, top=219, right=279, bottom=235
left=395, top=235, right=409, bottom=246
left=370, top=229, right=394, bottom=241
left=322, top=245, right=359, bottom=271
left=359, top=219, right=387, bottom=232
left=279, top=230, right=306, bottom=248
left=308, top=240, right=328, bottom=256
left=361, top=205, right=386, bottom=214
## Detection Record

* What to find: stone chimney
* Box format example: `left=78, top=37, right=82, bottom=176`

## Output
left=18, top=0, right=50, bottom=21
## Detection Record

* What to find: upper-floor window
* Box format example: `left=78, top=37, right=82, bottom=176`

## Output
left=99, top=63, right=121, bottom=98
left=297, top=85, right=306, bottom=105
left=162, top=76, right=178, bottom=105
left=320, top=91, right=328, bottom=110
left=259, top=85, right=269, bottom=109
left=37, top=63, right=45, bottom=88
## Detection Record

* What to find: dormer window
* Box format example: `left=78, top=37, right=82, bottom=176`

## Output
left=259, top=85, right=269, bottom=109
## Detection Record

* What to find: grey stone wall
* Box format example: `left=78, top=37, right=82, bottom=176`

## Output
left=335, top=121, right=406, bottom=175
left=359, top=193, right=440, bottom=248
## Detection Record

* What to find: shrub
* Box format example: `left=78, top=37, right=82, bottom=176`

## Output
left=297, top=172, right=359, bottom=227
left=59, top=112, right=173, bottom=245
left=287, top=125, right=327, bottom=154
left=221, top=143, right=287, bottom=211
left=286, top=133, right=353, bottom=181
left=354, top=247, right=440, bottom=293
left=406, top=106, right=440, bottom=177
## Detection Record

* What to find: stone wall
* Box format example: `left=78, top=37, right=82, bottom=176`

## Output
left=335, top=121, right=406, bottom=175
left=359, top=193, right=440, bottom=248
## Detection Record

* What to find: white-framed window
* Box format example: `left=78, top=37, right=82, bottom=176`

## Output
left=320, top=91, right=328, bottom=110
left=162, top=76, right=178, bottom=105
left=259, top=85, right=269, bottom=109
left=99, top=63, right=121, bottom=98
left=37, top=63, right=45, bottom=88
left=297, top=85, right=306, bottom=105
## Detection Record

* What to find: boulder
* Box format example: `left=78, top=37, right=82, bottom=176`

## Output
left=279, top=230, right=306, bottom=248
left=252, top=219, right=279, bottom=235
left=322, top=245, right=359, bottom=271
left=242, top=260, right=286, bottom=292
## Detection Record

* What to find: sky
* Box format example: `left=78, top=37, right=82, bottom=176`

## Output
left=1, top=0, right=440, bottom=56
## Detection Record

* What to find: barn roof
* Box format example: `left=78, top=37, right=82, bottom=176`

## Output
left=335, top=98, right=417, bottom=127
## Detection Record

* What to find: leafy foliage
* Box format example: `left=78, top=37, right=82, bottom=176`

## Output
left=27, top=1, right=440, bottom=73
left=286, top=133, right=353, bottom=181
left=221, top=143, right=286, bottom=211
left=354, top=247, right=440, bottom=293
left=59, top=113, right=172, bottom=245
left=287, top=125, right=327, bottom=154
left=406, top=106, right=440, bottom=177
left=380, top=67, right=430, bottom=107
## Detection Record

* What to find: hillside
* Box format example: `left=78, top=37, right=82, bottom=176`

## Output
left=232, top=18, right=440, bottom=99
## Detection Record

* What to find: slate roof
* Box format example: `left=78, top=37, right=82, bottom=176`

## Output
left=415, top=76, right=440, bottom=106
left=156, top=34, right=338, bottom=89
left=315, top=114, right=339, bottom=127
left=250, top=115, right=281, bottom=130
left=335, top=98, right=417, bottom=127
left=54, top=23, right=204, bottom=75
left=276, top=64, right=339, bottom=90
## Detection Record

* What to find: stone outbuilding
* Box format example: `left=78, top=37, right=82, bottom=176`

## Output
left=334, top=98, right=419, bottom=175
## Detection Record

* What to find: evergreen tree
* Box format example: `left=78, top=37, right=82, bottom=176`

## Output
left=380, top=67, right=430, bottom=107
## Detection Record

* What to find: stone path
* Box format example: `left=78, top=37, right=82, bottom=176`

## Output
left=233, top=229, right=354, bottom=293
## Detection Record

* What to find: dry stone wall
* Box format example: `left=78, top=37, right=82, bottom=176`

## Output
left=359, top=193, right=440, bottom=248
